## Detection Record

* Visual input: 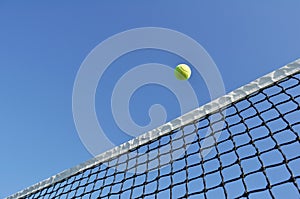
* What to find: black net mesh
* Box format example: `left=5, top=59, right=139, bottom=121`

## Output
left=21, top=73, right=300, bottom=198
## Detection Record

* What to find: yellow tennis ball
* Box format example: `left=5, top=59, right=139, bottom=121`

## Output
left=174, top=64, right=191, bottom=80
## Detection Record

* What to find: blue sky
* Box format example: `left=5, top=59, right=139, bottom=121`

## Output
left=1, top=1, right=300, bottom=198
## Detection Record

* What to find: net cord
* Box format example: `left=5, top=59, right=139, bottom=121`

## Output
left=7, top=58, right=300, bottom=199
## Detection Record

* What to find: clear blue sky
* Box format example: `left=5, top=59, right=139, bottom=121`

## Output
left=1, top=1, right=300, bottom=198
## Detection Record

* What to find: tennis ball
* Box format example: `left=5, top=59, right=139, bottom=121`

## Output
left=174, top=64, right=191, bottom=80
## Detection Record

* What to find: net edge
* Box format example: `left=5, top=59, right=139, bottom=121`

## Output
left=6, top=58, right=300, bottom=199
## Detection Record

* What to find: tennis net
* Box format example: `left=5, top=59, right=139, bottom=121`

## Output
left=8, top=59, right=300, bottom=199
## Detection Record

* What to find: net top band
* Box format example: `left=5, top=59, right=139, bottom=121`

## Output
left=7, top=58, right=300, bottom=199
